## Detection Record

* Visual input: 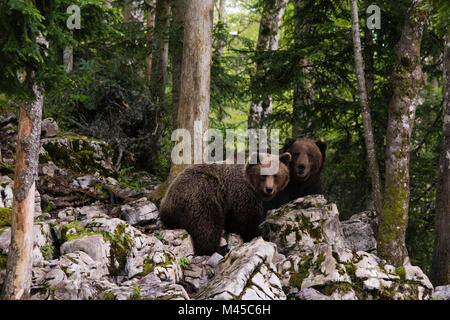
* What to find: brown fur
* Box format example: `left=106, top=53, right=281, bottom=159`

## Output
left=159, top=153, right=291, bottom=255
left=264, top=138, right=326, bottom=212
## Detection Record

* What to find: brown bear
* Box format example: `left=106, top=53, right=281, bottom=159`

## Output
left=159, top=152, right=291, bottom=255
left=263, top=138, right=326, bottom=212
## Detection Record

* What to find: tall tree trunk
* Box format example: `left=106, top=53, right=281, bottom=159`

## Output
left=169, top=0, right=186, bottom=128
left=431, top=34, right=450, bottom=286
left=247, top=0, right=288, bottom=130
left=363, top=0, right=375, bottom=97
left=1, top=81, right=43, bottom=300
left=145, top=0, right=157, bottom=82
left=217, top=0, right=226, bottom=56
left=377, top=0, right=428, bottom=267
left=350, top=0, right=383, bottom=214
left=150, top=0, right=214, bottom=202
left=149, top=0, right=171, bottom=104
left=63, top=31, right=73, bottom=74
left=292, top=0, right=314, bottom=138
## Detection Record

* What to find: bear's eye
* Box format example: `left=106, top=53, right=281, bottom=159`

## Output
left=273, top=174, right=278, bottom=178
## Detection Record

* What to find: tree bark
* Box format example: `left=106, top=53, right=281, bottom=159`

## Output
left=173, top=0, right=213, bottom=169
left=217, top=0, right=227, bottom=56
left=169, top=0, right=186, bottom=128
left=247, top=0, right=288, bottom=130
left=145, top=0, right=157, bottom=82
left=431, top=34, right=450, bottom=286
left=377, top=0, right=428, bottom=267
left=149, top=0, right=171, bottom=103
left=292, top=0, right=314, bottom=138
left=150, top=0, right=214, bottom=203
left=350, top=0, right=383, bottom=215
left=1, top=81, right=43, bottom=300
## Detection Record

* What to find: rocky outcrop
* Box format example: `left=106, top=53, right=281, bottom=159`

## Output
left=2, top=193, right=438, bottom=300
left=0, top=120, right=441, bottom=300
left=261, top=195, right=433, bottom=300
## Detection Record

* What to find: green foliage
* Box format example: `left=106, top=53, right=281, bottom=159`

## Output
left=0, top=208, right=12, bottom=228
left=130, top=285, right=141, bottom=300
left=178, top=256, right=190, bottom=270
left=103, top=222, right=134, bottom=276
left=117, top=167, right=147, bottom=190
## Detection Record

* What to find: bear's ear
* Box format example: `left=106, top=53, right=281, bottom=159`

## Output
left=281, top=138, right=296, bottom=152
left=279, top=152, right=291, bottom=166
left=315, top=141, right=327, bottom=164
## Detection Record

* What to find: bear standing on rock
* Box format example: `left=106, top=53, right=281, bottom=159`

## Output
left=159, top=152, right=291, bottom=255
left=264, top=138, right=326, bottom=212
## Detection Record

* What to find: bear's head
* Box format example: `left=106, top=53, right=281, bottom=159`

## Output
left=281, top=138, right=326, bottom=182
left=245, top=152, right=291, bottom=200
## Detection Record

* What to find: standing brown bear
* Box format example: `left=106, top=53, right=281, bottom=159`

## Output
left=264, top=138, right=326, bottom=212
left=159, top=152, right=291, bottom=255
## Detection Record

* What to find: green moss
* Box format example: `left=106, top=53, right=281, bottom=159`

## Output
left=130, top=285, right=141, bottom=300
left=0, top=253, right=7, bottom=270
left=313, top=253, right=326, bottom=274
left=0, top=207, right=12, bottom=228
left=60, top=221, right=101, bottom=243
left=103, top=223, right=134, bottom=276
left=289, top=254, right=314, bottom=289
left=179, top=256, right=190, bottom=270
left=267, top=205, right=292, bottom=220
left=41, top=243, right=55, bottom=259
left=320, top=282, right=354, bottom=296
left=141, top=257, right=155, bottom=276
left=0, top=161, right=15, bottom=175
left=104, top=292, right=116, bottom=300
left=395, top=266, right=406, bottom=281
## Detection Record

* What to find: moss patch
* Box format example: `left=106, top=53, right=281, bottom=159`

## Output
left=0, top=207, right=12, bottom=228
left=103, top=223, right=134, bottom=276
left=0, top=253, right=7, bottom=270
left=60, top=221, right=102, bottom=243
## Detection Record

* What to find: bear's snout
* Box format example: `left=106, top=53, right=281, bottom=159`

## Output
left=265, top=186, right=273, bottom=194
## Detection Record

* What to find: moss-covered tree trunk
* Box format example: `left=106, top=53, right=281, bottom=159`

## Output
left=247, top=0, right=288, bottom=130
left=1, top=82, right=43, bottom=300
left=377, top=0, right=428, bottom=267
left=431, top=34, right=450, bottom=286
left=350, top=0, right=383, bottom=215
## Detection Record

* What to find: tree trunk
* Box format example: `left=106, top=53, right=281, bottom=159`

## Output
left=247, top=0, right=288, bottom=130
left=150, top=0, right=214, bottom=202
left=431, top=34, right=450, bottom=286
left=1, top=81, right=43, bottom=300
left=350, top=0, right=383, bottom=215
left=363, top=0, right=375, bottom=97
left=292, top=0, right=314, bottom=138
left=149, top=0, right=171, bottom=103
left=63, top=32, right=73, bottom=74
left=169, top=0, right=186, bottom=128
left=217, top=0, right=226, bottom=56
left=145, top=0, right=157, bottom=82
left=377, top=0, right=428, bottom=267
